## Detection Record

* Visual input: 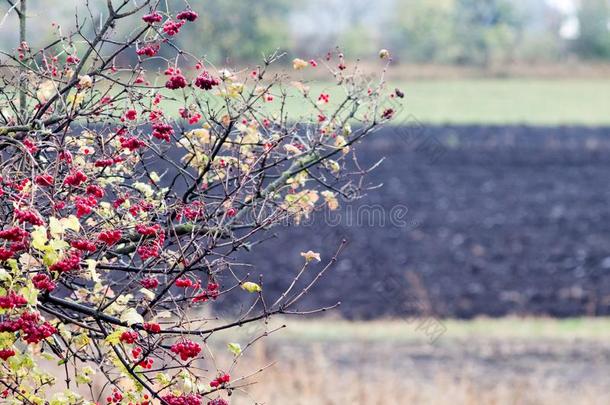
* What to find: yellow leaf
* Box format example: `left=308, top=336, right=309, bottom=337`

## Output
left=292, top=58, right=308, bottom=70
left=6, top=259, right=18, bottom=273
left=74, top=332, right=91, bottom=347
left=241, top=282, right=262, bottom=293
left=62, top=215, right=80, bottom=232
left=104, top=329, right=124, bottom=345
left=31, top=226, right=48, bottom=251
left=321, top=190, right=339, bottom=210
left=37, top=80, right=57, bottom=102
left=49, top=217, right=63, bottom=239
left=139, top=288, right=155, bottom=300
left=0, top=268, right=11, bottom=281
left=19, top=254, right=40, bottom=270
left=66, top=91, right=85, bottom=107
left=154, top=310, right=172, bottom=320
left=0, top=332, right=15, bottom=349
left=120, top=308, right=143, bottom=326
left=284, top=144, right=301, bottom=154
left=86, top=259, right=99, bottom=282
left=43, top=250, right=60, bottom=267
left=300, top=250, right=321, bottom=262
left=19, top=285, right=38, bottom=305
left=156, top=373, right=171, bottom=386
left=49, top=239, right=69, bottom=251
left=335, top=135, right=350, bottom=154
left=227, top=342, right=242, bottom=356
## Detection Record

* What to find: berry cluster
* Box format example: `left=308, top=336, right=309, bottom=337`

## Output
left=209, top=373, right=230, bottom=388
left=124, top=109, right=137, bottom=121
left=64, top=170, right=88, bottom=187
left=137, top=230, right=165, bottom=260
left=207, top=400, right=228, bottom=405
left=382, top=108, right=395, bottom=120
left=105, top=388, right=124, bottom=404
left=0, top=292, right=27, bottom=309
left=179, top=108, right=202, bottom=124
left=66, top=54, right=80, bottom=64
left=71, top=239, right=97, bottom=252
left=138, top=357, right=154, bottom=369
left=14, top=209, right=43, bottom=226
left=49, top=250, right=81, bottom=273
left=86, top=184, right=105, bottom=199
left=75, top=195, right=98, bottom=218
left=161, top=393, right=203, bottom=405
left=136, top=44, right=160, bottom=57
left=165, top=69, right=188, bottom=90
left=176, top=9, right=198, bottom=21
left=318, top=93, right=330, bottom=104
left=0, top=311, right=56, bottom=344
left=170, top=339, right=201, bottom=361
left=180, top=201, right=204, bottom=221
left=34, top=174, right=54, bottom=187
left=152, top=122, right=174, bottom=142
left=194, top=71, right=220, bottom=90
left=193, top=282, right=220, bottom=303
left=140, top=277, right=159, bottom=289
left=119, top=330, right=139, bottom=344
left=131, top=346, right=143, bottom=359
left=32, top=274, right=56, bottom=292
left=162, top=19, right=185, bottom=36
left=0, top=227, right=28, bottom=241
left=0, top=247, right=13, bottom=260
left=94, top=157, right=117, bottom=167
left=175, top=277, right=194, bottom=288
left=143, top=322, right=161, bottom=333
left=142, top=12, right=163, bottom=24
left=136, top=224, right=161, bottom=236
left=120, top=136, right=146, bottom=151
left=98, top=229, right=122, bottom=246
left=0, top=348, right=15, bottom=361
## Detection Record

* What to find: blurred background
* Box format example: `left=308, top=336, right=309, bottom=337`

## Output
left=3, top=0, right=610, bottom=403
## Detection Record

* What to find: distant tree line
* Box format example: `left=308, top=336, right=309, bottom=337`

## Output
left=178, top=0, right=610, bottom=65
left=1, top=0, right=609, bottom=65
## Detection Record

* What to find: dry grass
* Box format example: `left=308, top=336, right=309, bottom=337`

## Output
left=222, top=317, right=610, bottom=405
left=229, top=340, right=609, bottom=405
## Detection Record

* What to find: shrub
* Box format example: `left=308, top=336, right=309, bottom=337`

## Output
left=0, top=1, right=396, bottom=403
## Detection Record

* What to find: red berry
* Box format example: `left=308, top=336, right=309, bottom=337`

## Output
left=140, top=277, right=159, bottom=289
left=142, top=12, right=163, bottom=24
left=119, top=330, right=139, bottom=344
left=143, top=323, right=161, bottom=334
left=176, top=10, right=198, bottom=22
left=98, top=230, right=122, bottom=246
left=170, top=339, right=201, bottom=361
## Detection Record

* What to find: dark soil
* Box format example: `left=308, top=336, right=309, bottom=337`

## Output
left=238, top=125, right=610, bottom=319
